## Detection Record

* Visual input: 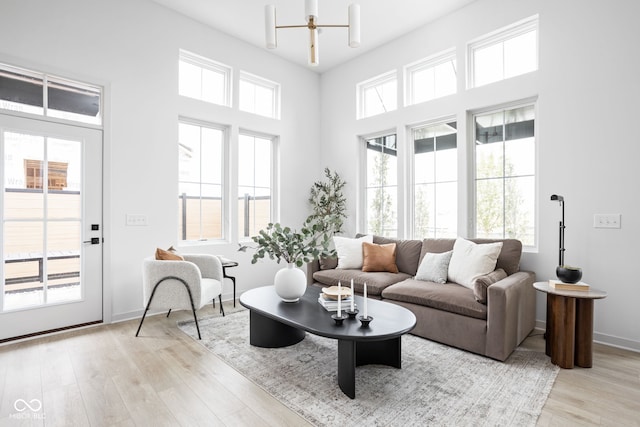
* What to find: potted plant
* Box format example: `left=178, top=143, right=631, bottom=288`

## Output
left=239, top=168, right=347, bottom=301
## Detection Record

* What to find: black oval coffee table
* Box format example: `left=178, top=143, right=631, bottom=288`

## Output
left=240, top=285, right=416, bottom=399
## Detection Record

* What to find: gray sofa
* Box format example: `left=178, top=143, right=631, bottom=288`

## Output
left=307, top=236, right=536, bottom=361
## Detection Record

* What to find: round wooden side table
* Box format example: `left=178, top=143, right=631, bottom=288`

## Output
left=533, top=281, right=607, bottom=369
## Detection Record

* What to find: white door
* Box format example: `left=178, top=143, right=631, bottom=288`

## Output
left=0, top=114, right=102, bottom=341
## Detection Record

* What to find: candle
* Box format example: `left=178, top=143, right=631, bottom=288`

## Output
left=350, top=279, right=354, bottom=311
left=337, top=281, right=342, bottom=316
left=363, top=282, right=368, bottom=318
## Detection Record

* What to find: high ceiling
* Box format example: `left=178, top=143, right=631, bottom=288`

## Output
left=150, top=0, right=478, bottom=73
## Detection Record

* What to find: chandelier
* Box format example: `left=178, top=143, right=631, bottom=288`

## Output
left=265, top=0, right=361, bottom=66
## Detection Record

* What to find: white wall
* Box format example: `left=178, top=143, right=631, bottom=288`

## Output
left=320, top=0, right=640, bottom=350
left=0, top=0, right=323, bottom=321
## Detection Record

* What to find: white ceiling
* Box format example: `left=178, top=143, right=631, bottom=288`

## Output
left=150, top=0, right=478, bottom=73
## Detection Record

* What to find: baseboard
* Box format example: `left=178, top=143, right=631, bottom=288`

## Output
left=535, top=320, right=640, bottom=353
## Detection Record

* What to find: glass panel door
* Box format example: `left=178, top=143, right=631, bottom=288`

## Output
left=1, top=114, right=102, bottom=340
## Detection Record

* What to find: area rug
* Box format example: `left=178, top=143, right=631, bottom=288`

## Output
left=178, top=310, right=558, bottom=426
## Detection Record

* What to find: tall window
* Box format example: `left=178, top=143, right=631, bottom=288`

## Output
left=468, top=16, right=538, bottom=88
left=405, top=50, right=457, bottom=106
left=0, top=63, right=102, bottom=125
left=239, top=71, right=280, bottom=119
left=357, top=71, right=397, bottom=119
left=178, top=50, right=232, bottom=106
left=364, top=134, right=397, bottom=237
left=178, top=120, right=224, bottom=241
left=238, top=133, right=274, bottom=239
left=474, top=104, right=535, bottom=246
left=413, top=121, right=457, bottom=238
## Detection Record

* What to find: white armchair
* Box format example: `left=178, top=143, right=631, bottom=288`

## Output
left=136, top=254, right=225, bottom=339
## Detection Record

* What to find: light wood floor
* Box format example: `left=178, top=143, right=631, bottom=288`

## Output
left=1, top=302, right=639, bottom=426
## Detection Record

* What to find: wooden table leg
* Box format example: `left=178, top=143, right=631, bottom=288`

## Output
left=575, top=299, right=594, bottom=368
left=550, top=294, right=576, bottom=368
left=545, top=294, right=553, bottom=357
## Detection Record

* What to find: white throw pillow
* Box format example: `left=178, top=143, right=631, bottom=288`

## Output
left=447, top=238, right=503, bottom=288
left=333, top=235, right=373, bottom=269
left=415, top=251, right=453, bottom=284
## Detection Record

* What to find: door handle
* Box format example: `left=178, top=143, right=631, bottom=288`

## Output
left=83, top=238, right=101, bottom=244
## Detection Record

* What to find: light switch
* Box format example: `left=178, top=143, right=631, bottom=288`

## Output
left=126, top=214, right=148, bottom=226
left=593, top=214, right=621, bottom=229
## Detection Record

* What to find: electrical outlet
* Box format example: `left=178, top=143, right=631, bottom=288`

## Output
left=593, top=214, right=621, bottom=229
left=126, top=214, right=148, bottom=226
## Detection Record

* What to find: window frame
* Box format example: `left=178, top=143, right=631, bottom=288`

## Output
left=238, top=71, right=281, bottom=120
left=178, top=49, right=232, bottom=107
left=471, top=99, right=538, bottom=249
left=0, top=62, right=103, bottom=126
left=404, top=49, right=457, bottom=107
left=177, top=117, right=229, bottom=243
left=360, top=130, right=399, bottom=237
left=356, top=70, right=398, bottom=119
left=237, top=129, right=279, bottom=241
left=409, top=118, right=458, bottom=239
left=467, top=15, right=539, bottom=89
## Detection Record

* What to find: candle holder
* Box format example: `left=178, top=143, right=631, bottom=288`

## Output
left=345, top=308, right=359, bottom=319
left=331, top=313, right=348, bottom=325
left=358, top=315, right=373, bottom=327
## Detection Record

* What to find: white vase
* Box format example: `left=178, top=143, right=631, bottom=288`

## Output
left=274, top=263, right=306, bottom=302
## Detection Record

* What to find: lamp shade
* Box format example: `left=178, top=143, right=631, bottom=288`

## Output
left=348, top=4, right=361, bottom=48
left=305, top=0, right=318, bottom=21
left=265, top=5, right=277, bottom=49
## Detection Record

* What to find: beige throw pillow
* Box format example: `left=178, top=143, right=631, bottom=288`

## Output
left=362, top=242, right=399, bottom=273
left=447, top=238, right=503, bottom=288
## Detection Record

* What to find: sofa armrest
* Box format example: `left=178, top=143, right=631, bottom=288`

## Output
left=485, top=270, right=536, bottom=361
left=307, top=260, right=321, bottom=287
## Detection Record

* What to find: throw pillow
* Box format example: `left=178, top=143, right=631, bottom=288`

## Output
left=155, top=247, right=184, bottom=261
left=334, top=235, right=373, bottom=269
left=362, top=242, right=399, bottom=273
left=447, top=238, right=503, bottom=288
left=415, top=251, right=453, bottom=283
left=473, top=268, right=508, bottom=304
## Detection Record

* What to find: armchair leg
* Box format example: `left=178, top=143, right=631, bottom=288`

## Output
left=219, top=295, right=225, bottom=316
left=136, top=276, right=202, bottom=340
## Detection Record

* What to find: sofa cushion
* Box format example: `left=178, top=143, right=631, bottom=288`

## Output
left=419, top=238, right=523, bottom=276
left=473, top=268, right=507, bottom=304
left=371, top=235, right=423, bottom=276
left=381, top=279, right=488, bottom=320
left=334, top=235, right=373, bottom=269
left=448, top=238, right=503, bottom=288
left=415, top=251, right=452, bottom=283
left=313, top=269, right=411, bottom=297
left=362, top=242, right=399, bottom=273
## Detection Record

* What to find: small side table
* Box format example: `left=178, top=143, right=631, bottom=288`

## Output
left=533, top=281, right=607, bottom=369
left=218, top=257, right=239, bottom=307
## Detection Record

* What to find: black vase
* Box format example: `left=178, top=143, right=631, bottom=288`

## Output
left=556, top=266, right=582, bottom=284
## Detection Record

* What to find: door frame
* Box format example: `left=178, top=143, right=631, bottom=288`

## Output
left=0, top=109, right=109, bottom=341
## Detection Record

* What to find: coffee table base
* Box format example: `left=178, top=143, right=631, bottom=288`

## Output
left=248, top=310, right=401, bottom=399
left=338, top=338, right=401, bottom=399
left=249, top=311, right=305, bottom=348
